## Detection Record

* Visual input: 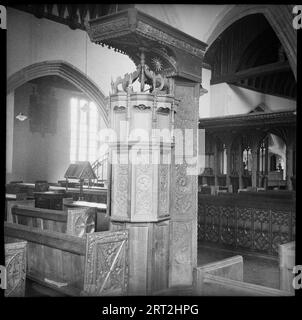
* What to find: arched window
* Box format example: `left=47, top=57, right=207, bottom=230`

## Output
left=70, top=97, right=100, bottom=163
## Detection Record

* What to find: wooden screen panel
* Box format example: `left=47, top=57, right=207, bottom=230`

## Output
left=83, top=230, right=129, bottom=296
left=5, top=240, right=27, bottom=297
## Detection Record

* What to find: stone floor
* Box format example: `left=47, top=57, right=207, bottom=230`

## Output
left=197, top=243, right=280, bottom=289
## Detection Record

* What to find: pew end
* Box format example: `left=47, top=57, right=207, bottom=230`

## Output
left=4, top=222, right=129, bottom=297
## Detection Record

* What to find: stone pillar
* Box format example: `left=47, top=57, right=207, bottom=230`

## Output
left=169, top=79, right=200, bottom=287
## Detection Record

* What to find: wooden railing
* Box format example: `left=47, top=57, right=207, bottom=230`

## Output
left=91, top=152, right=109, bottom=184
left=198, top=193, right=295, bottom=256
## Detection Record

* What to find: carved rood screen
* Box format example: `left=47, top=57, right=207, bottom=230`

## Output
left=198, top=194, right=295, bottom=256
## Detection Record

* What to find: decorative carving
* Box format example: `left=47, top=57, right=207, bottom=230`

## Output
left=254, top=231, right=270, bottom=252
left=66, top=208, right=95, bottom=237
left=174, top=164, right=193, bottom=215
left=136, top=21, right=204, bottom=58
left=113, top=105, right=126, bottom=112
left=83, top=230, right=128, bottom=296
left=111, top=50, right=174, bottom=95
left=159, top=165, right=169, bottom=217
left=133, top=104, right=151, bottom=111
left=198, top=195, right=295, bottom=256
left=5, top=241, right=27, bottom=297
left=112, top=164, right=128, bottom=219
left=135, top=165, right=153, bottom=217
left=172, top=222, right=191, bottom=265
left=88, top=17, right=129, bottom=41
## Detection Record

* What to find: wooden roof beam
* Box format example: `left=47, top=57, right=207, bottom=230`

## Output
left=211, top=61, right=291, bottom=85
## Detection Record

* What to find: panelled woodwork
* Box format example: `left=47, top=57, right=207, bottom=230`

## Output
left=204, top=14, right=296, bottom=100
left=4, top=222, right=129, bottom=296
left=198, top=193, right=295, bottom=256
left=9, top=4, right=134, bottom=30
left=4, top=239, right=27, bottom=297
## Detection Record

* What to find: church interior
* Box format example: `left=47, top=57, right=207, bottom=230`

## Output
left=4, top=4, right=296, bottom=296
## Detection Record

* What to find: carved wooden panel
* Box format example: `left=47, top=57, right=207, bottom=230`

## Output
left=236, top=208, right=253, bottom=248
left=66, top=208, right=95, bottom=238
left=83, top=230, right=128, bottom=296
left=169, top=82, right=199, bottom=287
left=158, top=164, right=170, bottom=217
left=174, top=163, right=194, bottom=216
left=112, top=164, right=128, bottom=219
left=5, top=240, right=27, bottom=297
left=170, top=221, right=193, bottom=286
left=153, top=222, right=170, bottom=289
left=134, top=164, right=153, bottom=219
left=198, top=196, right=295, bottom=256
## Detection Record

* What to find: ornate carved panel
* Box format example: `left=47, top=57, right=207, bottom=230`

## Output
left=66, top=208, right=95, bottom=237
left=170, top=221, right=193, bottom=285
left=5, top=241, right=27, bottom=297
left=174, top=163, right=194, bottom=216
left=83, top=230, right=128, bottom=296
left=198, top=195, right=295, bottom=256
left=253, top=230, right=270, bottom=252
left=236, top=207, right=253, bottom=248
left=159, top=164, right=169, bottom=217
left=134, top=164, right=153, bottom=218
left=136, top=21, right=205, bottom=58
left=112, top=164, right=129, bottom=219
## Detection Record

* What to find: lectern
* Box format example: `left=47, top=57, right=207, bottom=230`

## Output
left=64, top=161, right=97, bottom=200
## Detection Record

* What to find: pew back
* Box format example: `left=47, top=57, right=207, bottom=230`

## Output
left=202, top=273, right=292, bottom=296
left=12, top=205, right=67, bottom=232
left=11, top=205, right=97, bottom=236
left=194, top=255, right=293, bottom=296
left=279, top=241, right=295, bottom=293
left=4, top=222, right=129, bottom=296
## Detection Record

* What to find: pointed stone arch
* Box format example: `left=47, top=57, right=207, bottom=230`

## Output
left=7, top=60, right=109, bottom=126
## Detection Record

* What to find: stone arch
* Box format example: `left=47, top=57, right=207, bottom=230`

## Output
left=7, top=60, right=109, bottom=126
left=204, top=5, right=297, bottom=79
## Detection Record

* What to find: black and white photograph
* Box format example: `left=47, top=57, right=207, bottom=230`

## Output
left=0, top=2, right=300, bottom=315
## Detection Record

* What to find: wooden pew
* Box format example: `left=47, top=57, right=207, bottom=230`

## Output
left=5, top=239, right=27, bottom=297
left=4, top=222, right=128, bottom=296
left=194, top=256, right=243, bottom=295
left=194, top=256, right=293, bottom=296
left=279, top=241, right=295, bottom=293
left=10, top=205, right=100, bottom=236
left=201, top=273, right=292, bottom=296
left=11, top=203, right=109, bottom=234
left=6, top=199, right=35, bottom=223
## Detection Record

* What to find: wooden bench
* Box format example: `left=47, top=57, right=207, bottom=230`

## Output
left=6, top=199, right=35, bottom=223
left=194, top=256, right=293, bottom=296
left=279, top=241, right=295, bottom=293
left=5, top=239, right=27, bottom=297
left=10, top=204, right=103, bottom=237
left=201, top=273, right=292, bottom=296
left=4, top=222, right=128, bottom=296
